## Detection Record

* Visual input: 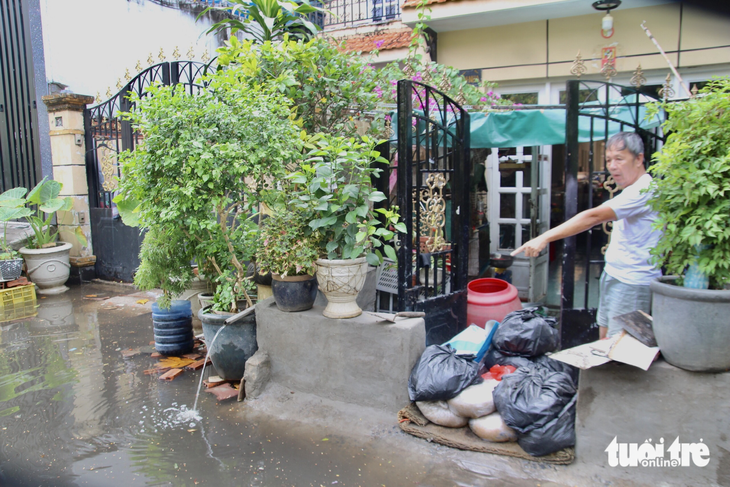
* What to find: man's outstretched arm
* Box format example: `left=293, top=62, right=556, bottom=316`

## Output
left=512, top=205, right=617, bottom=258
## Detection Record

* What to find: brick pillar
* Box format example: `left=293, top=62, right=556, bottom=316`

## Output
left=41, top=93, right=96, bottom=273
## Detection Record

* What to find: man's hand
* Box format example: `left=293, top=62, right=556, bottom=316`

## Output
left=511, top=236, right=548, bottom=258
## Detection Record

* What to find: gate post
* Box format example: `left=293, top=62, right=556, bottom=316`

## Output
left=41, top=92, right=96, bottom=280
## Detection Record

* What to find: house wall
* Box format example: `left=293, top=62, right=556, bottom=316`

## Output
left=437, top=4, right=730, bottom=87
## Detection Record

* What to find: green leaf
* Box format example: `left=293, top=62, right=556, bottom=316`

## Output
left=0, top=187, right=27, bottom=201
left=384, top=244, right=397, bottom=261
left=345, top=211, right=358, bottom=224
left=74, top=226, right=88, bottom=247
left=368, top=191, right=386, bottom=202
left=366, top=252, right=380, bottom=266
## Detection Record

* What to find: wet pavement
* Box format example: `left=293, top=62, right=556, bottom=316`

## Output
left=0, top=282, right=591, bottom=487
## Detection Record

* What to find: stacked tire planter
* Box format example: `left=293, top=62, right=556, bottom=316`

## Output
left=152, top=300, right=194, bottom=356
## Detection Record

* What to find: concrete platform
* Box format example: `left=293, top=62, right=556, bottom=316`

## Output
left=255, top=297, right=425, bottom=411
left=575, top=358, right=730, bottom=486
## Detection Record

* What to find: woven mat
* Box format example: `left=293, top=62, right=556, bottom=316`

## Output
left=397, top=403, right=575, bottom=465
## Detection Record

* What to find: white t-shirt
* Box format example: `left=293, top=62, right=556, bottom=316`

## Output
left=602, top=173, right=662, bottom=286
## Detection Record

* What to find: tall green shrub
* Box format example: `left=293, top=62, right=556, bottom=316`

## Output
left=647, top=77, right=730, bottom=289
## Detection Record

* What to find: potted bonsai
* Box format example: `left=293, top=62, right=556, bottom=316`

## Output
left=115, top=64, right=302, bottom=378
left=286, top=133, right=405, bottom=318
left=646, top=77, right=730, bottom=372
left=0, top=178, right=86, bottom=293
left=257, top=208, right=321, bottom=312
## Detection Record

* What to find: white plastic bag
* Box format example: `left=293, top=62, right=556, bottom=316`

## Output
left=469, top=412, right=518, bottom=442
left=416, top=400, right=469, bottom=428
left=446, top=379, right=499, bottom=419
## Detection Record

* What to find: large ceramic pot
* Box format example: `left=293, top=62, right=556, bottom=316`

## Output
left=271, top=274, right=317, bottom=312
left=650, top=276, right=730, bottom=372
left=315, top=257, right=368, bottom=319
left=19, top=242, right=72, bottom=295
left=198, top=306, right=258, bottom=381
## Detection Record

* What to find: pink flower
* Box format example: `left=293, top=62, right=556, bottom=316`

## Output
left=374, top=40, right=385, bottom=49
left=480, top=97, right=487, bottom=102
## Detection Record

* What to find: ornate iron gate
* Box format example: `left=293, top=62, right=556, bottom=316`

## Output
left=560, top=79, right=664, bottom=348
left=84, top=61, right=211, bottom=281
left=0, top=0, right=42, bottom=192
left=395, top=80, right=471, bottom=345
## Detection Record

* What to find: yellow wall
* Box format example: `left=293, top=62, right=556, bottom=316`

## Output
left=437, top=3, right=730, bottom=82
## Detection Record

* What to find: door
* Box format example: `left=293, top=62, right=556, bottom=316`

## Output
left=486, top=146, right=551, bottom=302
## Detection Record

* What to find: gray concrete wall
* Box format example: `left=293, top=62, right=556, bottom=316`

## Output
left=256, top=298, right=425, bottom=411
left=575, top=359, right=730, bottom=487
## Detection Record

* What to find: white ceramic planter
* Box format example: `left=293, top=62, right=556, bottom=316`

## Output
left=19, top=242, right=73, bottom=295
left=315, top=257, right=368, bottom=319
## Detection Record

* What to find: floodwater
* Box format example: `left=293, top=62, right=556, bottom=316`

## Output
left=1, top=283, right=536, bottom=487
left=0, top=283, right=574, bottom=487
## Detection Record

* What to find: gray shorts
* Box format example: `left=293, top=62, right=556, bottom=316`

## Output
left=596, top=271, right=652, bottom=337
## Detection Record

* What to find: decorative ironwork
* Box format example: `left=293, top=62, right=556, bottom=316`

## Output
left=691, top=84, right=699, bottom=98
left=570, top=51, right=587, bottom=78
left=147, top=53, right=154, bottom=65
left=600, top=61, right=617, bottom=81
left=420, top=173, right=448, bottom=253
left=600, top=175, right=619, bottom=255
left=438, top=75, right=452, bottom=93
left=124, top=68, right=131, bottom=81
left=187, top=45, right=195, bottom=59
left=630, top=64, right=646, bottom=88
left=115, top=78, right=122, bottom=90
left=106, top=87, right=112, bottom=99
left=202, top=50, right=210, bottom=62
left=100, top=148, right=119, bottom=192
left=455, top=87, right=466, bottom=106
left=96, top=92, right=101, bottom=104
left=135, top=60, right=142, bottom=72
left=422, top=69, right=432, bottom=84
left=402, top=60, right=415, bottom=77
left=173, top=46, right=180, bottom=60
left=158, top=48, right=165, bottom=62
left=659, top=74, right=675, bottom=100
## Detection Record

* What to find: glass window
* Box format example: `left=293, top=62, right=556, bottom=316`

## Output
left=499, top=224, right=516, bottom=249
left=500, top=193, right=515, bottom=219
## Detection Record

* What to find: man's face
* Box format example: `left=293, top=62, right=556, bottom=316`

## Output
left=605, top=145, right=645, bottom=188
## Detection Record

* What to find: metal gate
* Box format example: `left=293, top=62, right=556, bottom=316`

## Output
left=0, top=0, right=41, bottom=192
left=560, top=79, right=664, bottom=348
left=84, top=61, right=211, bottom=281
left=395, top=80, right=471, bottom=345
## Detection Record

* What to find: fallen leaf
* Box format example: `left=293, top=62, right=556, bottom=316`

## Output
left=187, top=429, right=197, bottom=432
left=136, top=299, right=149, bottom=305
left=85, top=295, right=97, bottom=298
left=155, top=357, right=195, bottom=369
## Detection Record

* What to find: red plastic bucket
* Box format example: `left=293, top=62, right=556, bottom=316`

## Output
left=467, top=278, right=522, bottom=328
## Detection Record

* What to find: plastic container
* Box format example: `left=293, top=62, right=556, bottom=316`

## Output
left=152, top=300, right=194, bottom=355
left=0, top=284, right=36, bottom=308
left=466, top=278, right=522, bottom=329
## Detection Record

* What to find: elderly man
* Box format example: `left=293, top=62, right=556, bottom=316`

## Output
left=512, top=132, right=662, bottom=338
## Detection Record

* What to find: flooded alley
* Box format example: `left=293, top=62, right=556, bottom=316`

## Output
left=0, top=282, right=568, bottom=487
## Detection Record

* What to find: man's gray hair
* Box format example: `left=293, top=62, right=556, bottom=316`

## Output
left=606, top=132, right=644, bottom=158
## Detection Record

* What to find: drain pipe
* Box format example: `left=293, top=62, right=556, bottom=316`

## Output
left=641, top=21, right=691, bottom=97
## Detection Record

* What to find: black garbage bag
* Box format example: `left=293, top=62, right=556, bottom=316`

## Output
left=517, top=395, right=577, bottom=456
left=408, top=344, right=481, bottom=402
left=532, top=354, right=580, bottom=387
left=480, top=348, right=533, bottom=371
left=491, top=308, right=559, bottom=357
left=492, top=363, right=576, bottom=434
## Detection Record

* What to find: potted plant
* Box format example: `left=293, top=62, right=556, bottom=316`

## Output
left=257, top=208, right=321, bottom=311
left=645, top=77, right=730, bottom=372
left=286, top=133, right=405, bottom=318
left=115, top=65, right=302, bottom=378
left=0, top=192, right=26, bottom=281
left=0, top=179, right=86, bottom=293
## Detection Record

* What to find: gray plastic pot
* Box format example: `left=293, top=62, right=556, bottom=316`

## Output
left=650, top=276, right=730, bottom=372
